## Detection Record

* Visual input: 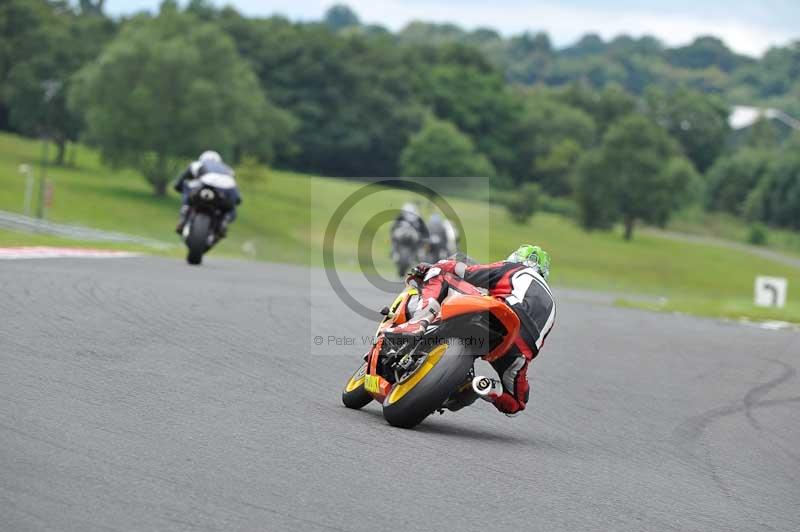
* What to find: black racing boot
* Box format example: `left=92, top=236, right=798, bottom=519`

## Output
left=442, top=380, right=481, bottom=412
left=175, top=206, right=189, bottom=235
left=218, top=214, right=232, bottom=238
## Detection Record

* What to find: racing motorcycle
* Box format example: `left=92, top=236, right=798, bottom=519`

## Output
left=390, top=223, right=425, bottom=278
left=341, top=282, right=520, bottom=428
left=182, top=174, right=236, bottom=265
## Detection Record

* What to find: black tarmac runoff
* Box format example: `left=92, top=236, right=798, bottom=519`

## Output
left=1, top=256, right=798, bottom=531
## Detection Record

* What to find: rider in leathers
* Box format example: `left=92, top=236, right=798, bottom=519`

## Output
left=389, top=245, right=555, bottom=416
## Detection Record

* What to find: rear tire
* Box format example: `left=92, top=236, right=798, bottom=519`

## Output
left=342, top=362, right=373, bottom=409
left=186, top=213, right=211, bottom=265
left=382, top=338, right=475, bottom=429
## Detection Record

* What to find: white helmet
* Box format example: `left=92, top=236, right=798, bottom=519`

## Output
left=401, top=202, right=418, bottom=216
left=199, top=150, right=222, bottom=164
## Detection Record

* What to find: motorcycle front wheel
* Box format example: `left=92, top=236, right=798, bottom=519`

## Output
left=342, top=361, right=373, bottom=409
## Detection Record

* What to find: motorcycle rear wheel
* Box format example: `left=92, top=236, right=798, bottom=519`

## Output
left=342, top=362, right=373, bottom=409
left=186, top=213, right=211, bottom=265
left=381, top=338, right=474, bottom=429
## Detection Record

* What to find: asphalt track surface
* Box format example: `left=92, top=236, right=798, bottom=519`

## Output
left=1, top=256, right=798, bottom=532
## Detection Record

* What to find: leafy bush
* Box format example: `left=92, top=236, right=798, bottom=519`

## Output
left=705, top=149, right=772, bottom=215
left=502, top=183, right=541, bottom=224
left=539, top=194, right=577, bottom=218
left=399, top=117, right=496, bottom=182
left=236, top=156, right=271, bottom=184
left=747, top=223, right=769, bottom=246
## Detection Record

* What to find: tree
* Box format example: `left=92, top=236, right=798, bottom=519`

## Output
left=399, top=117, right=495, bottom=182
left=644, top=88, right=730, bottom=172
left=0, top=0, right=51, bottom=130
left=743, top=142, right=800, bottom=229
left=509, top=91, right=596, bottom=193
left=562, top=34, right=606, bottom=58
left=503, top=32, right=554, bottom=84
left=706, top=149, right=772, bottom=215
left=324, top=4, right=360, bottom=32
left=744, top=116, right=782, bottom=149
left=78, top=0, right=106, bottom=16
left=69, top=7, right=292, bottom=195
left=1, top=0, right=115, bottom=163
left=409, top=46, right=521, bottom=176
left=737, top=42, right=800, bottom=98
left=220, top=15, right=423, bottom=177
left=185, top=0, right=218, bottom=20
left=666, top=36, right=747, bottom=72
left=575, top=114, right=687, bottom=240
left=556, top=83, right=636, bottom=135
left=662, top=156, right=702, bottom=208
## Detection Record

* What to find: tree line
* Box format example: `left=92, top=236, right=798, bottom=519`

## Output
left=1, top=1, right=799, bottom=239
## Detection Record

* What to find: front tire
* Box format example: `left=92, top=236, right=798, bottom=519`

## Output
left=342, top=362, right=373, bottom=409
left=186, top=213, right=211, bottom=265
left=382, top=338, right=475, bottom=428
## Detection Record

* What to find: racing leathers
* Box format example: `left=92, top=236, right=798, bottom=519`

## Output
left=411, top=259, right=556, bottom=415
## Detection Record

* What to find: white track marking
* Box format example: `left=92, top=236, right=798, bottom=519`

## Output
left=0, top=247, right=140, bottom=260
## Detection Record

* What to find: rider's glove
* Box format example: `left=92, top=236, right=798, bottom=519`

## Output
left=384, top=319, right=429, bottom=340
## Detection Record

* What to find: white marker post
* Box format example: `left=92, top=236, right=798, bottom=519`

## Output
left=754, top=276, right=788, bottom=308
left=19, top=164, right=33, bottom=216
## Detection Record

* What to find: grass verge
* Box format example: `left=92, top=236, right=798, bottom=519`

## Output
left=617, top=296, right=800, bottom=325
left=2, top=132, right=799, bottom=323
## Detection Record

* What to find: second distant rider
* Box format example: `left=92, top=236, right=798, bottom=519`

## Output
left=174, top=150, right=242, bottom=236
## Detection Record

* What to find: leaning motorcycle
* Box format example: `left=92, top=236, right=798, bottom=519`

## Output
left=182, top=174, right=236, bottom=265
left=341, top=283, right=520, bottom=428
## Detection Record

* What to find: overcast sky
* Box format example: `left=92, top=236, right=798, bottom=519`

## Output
left=104, top=0, right=798, bottom=57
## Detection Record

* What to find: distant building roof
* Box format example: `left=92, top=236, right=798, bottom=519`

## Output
left=729, top=105, right=800, bottom=130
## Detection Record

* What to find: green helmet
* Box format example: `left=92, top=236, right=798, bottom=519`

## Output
left=506, top=244, right=551, bottom=280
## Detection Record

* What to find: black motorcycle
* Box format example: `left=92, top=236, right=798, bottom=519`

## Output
left=182, top=178, right=235, bottom=265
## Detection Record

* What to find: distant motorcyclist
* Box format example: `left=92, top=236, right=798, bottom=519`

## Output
left=173, top=150, right=241, bottom=236
left=426, top=212, right=458, bottom=261
left=390, top=203, right=429, bottom=276
left=391, top=202, right=428, bottom=240
left=388, top=245, right=556, bottom=416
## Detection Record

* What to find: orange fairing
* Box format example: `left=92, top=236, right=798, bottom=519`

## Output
left=392, top=289, right=416, bottom=325
left=440, top=293, right=520, bottom=362
left=366, top=337, right=391, bottom=401
left=376, top=288, right=417, bottom=335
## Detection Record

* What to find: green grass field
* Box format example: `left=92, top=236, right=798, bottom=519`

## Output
left=667, top=206, right=800, bottom=257
left=2, top=132, right=799, bottom=323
